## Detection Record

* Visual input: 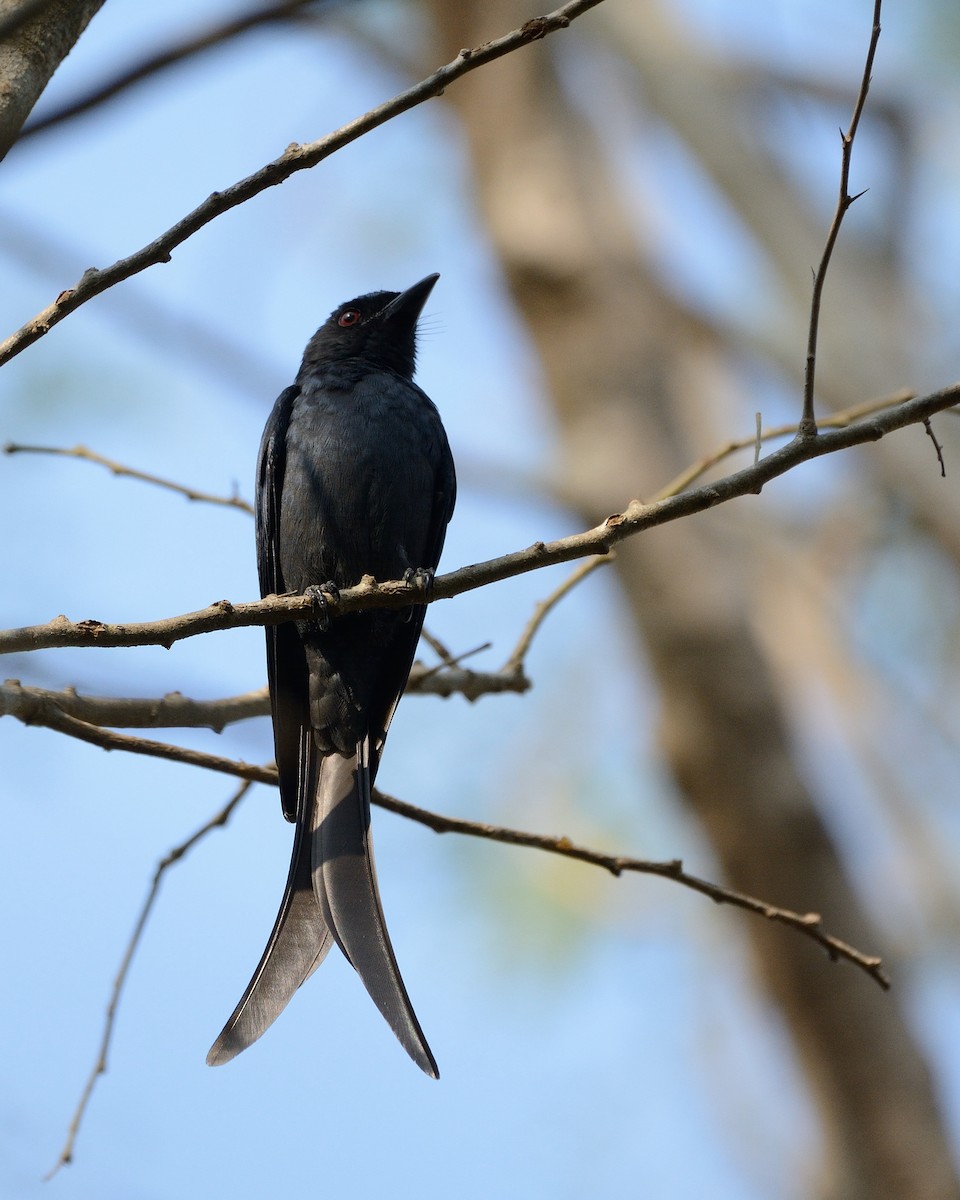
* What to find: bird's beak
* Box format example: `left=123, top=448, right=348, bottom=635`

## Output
left=380, top=273, right=439, bottom=331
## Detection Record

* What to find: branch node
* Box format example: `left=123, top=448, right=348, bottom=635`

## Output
left=76, top=619, right=107, bottom=638
left=520, top=18, right=550, bottom=40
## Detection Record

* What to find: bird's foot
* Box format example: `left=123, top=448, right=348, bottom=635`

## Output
left=402, top=567, right=434, bottom=622
left=403, top=565, right=435, bottom=595
left=304, top=581, right=340, bottom=631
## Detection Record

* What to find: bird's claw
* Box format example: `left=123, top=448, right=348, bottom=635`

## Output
left=304, top=582, right=340, bottom=631
left=403, top=566, right=435, bottom=596
left=402, top=567, right=434, bottom=622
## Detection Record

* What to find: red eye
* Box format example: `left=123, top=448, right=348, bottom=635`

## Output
left=338, top=309, right=361, bottom=327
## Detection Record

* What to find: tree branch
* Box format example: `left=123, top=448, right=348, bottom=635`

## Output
left=3, top=382, right=956, bottom=656
left=45, top=780, right=252, bottom=1177
left=500, top=554, right=611, bottom=675
left=801, top=0, right=883, bottom=433
left=1, top=678, right=269, bottom=731
left=0, top=654, right=530, bottom=735
left=11, top=698, right=276, bottom=782
left=11, top=697, right=889, bottom=993
left=0, top=0, right=107, bottom=160
left=375, top=790, right=890, bottom=989
left=3, top=441, right=254, bottom=513
left=0, top=0, right=607, bottom=367
left=650, top=390, right=913, bottom=502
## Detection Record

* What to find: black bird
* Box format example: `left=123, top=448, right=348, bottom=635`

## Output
left=207, top=274, right=455, bottom=1077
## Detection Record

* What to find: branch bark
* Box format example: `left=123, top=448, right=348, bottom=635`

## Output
left=0, top=0, right=105, bottom=160
left=5, top=682, right=891, bottom=990
left=2, top=383, right=955, bottom=657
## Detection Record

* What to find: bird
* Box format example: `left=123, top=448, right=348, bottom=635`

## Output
left=207, top=273, right=455, bottom=1077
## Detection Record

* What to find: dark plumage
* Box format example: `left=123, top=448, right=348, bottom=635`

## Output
left=207, top=274, right=455, bottom=1076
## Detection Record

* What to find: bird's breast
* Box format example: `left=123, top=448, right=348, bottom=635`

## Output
left=277, top=372, right=442, bottom=592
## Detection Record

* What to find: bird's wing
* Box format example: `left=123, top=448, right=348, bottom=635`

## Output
left=207, top=728, right=334, bottom=1065
left=311, top=744, right=439, bottom=1078
left=208, top=387, right=335, bottom=1067
left=257, top=384, right=305, bottom=823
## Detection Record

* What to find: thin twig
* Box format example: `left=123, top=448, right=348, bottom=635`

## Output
left=651, top=390, right=913, bottom=503
left=419, top=627, right=458, bottom=666
left=801, top=0, right=883, bottom=434
left=0, top=0, right=607, bottom=367
left=19, top=0, right=327, bottom=142
left=45, top=781, right=252, bottom=1177
left=6, top=393, right=909, bottom=524
left=412, top=641, right=493, bottom=682
left=501, top=555, right=612, bottom=676
left=922, top=418, right=946, bottom=478
left=13, top=695, right=889, bottom=990
left=3, top=442, right=254, bottom=514
left=15, top=699, right=275, bottom=783
left=2, top=381, right=957, bottom=658
left=0, top=206, right=282, bottom=399
left=372, top=791, right=890, bottom=989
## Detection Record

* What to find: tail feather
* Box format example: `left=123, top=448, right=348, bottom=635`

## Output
left=312, top=747, right=438, bottom=1078
left=207, top=733, right=333, bottom=1066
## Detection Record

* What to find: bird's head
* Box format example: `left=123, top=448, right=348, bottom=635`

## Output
left=299, top=273, right=439, bottom=380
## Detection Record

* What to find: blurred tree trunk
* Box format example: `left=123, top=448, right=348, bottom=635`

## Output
left=429, top=2, right=959, bottom=1196
left=0, top=0, right=105, bottom=160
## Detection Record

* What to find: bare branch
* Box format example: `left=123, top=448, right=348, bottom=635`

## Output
left=7, top=392, right=911, bottom=526
left=12, top=698, right=275, bottom=783
left=2, top=382, right=957, bottom=657
left=650, top=389, right=914, bottom=501
left=0, top=0, right=106, bottom=159
left=0, top=206, right=283, bottom=399
left=501, top=554, right=612, bottom=675
left=0, top=678, right=269, bottom=730
left=3, top=442, right=254, bottom=514
left=801, top=0, right=883, bottom=433
left=922, top=418, right=947, bottom=478
left=0, top=662, right=528, bottom=738
left=375, top=791, right=890, bottom=990
left=46, top=780, right=252, bottom=1176
left=0, top=0, right=607, bottom=367
left=10, top=693, right=889, bottom=992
